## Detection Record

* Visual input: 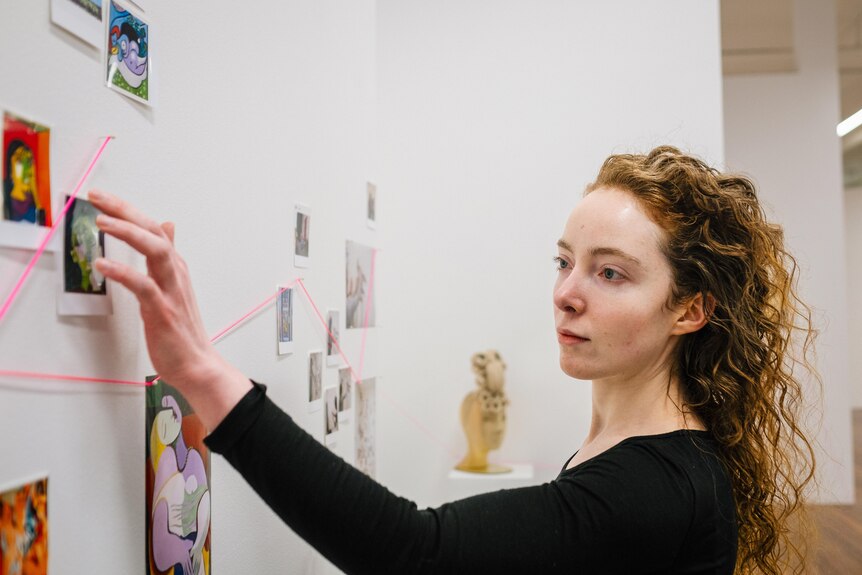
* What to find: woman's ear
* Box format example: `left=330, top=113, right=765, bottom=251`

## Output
left=671, top=292, right=713, bottom=336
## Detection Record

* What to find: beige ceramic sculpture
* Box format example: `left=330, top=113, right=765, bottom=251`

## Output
left=455, top=350, right=511, bottom=474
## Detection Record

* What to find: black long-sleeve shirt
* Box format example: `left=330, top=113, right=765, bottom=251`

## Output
left=204, top=382, right=737, bottom=574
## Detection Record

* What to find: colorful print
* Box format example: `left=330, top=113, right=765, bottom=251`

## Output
left=71, top=0, right=102, bottom=20
left=277, top=288, right=293, bottom=343
left=106, top=1, right=149, bottom=102
left=64, top=196, right=107, bottom=294
left=0, top=477, right=48, bottom=575
left=2, top=114, right=51, bottom=226
left=146, top=378, right=211, bottom=575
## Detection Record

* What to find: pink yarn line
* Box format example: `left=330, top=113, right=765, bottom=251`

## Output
left=295, top=279, right=364, bottom=386
left=0, top=369, right=150, bottom=387
left=0, top=136, right=113, bottom=326
left=209, top=280, right=300, bottom=344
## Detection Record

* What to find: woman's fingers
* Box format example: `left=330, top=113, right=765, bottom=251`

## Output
left=96, top=214, right=179, bottom=292
left=89, top=190, right=166, bottom=239
left=94, top=257, right=163, bottom=307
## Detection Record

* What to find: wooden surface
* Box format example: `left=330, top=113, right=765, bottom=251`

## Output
left=809, top=409, right=862, bottom=573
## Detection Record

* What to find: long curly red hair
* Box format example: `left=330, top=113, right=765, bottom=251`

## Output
left=586, top=146, right=818, bottom=574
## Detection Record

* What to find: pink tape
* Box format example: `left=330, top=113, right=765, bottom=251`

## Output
left=0, top=369, right=149, bottom=387
left=0, top=136, right=113, bottom=325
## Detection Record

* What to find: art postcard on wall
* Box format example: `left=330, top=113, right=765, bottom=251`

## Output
left=338, top=368, right=352, bottom=423
left=146, top=377, right=211, bottom=575
left=57, top=195, right=112, bottom=315
left=51, top=0, right=103, bottom=48
left=0, top=475, right=48, bottom=575
left=345, top=240, right=376, bottom=329
left=307, top=350, right=323, bottom=413
left=0, top=112, right=54, bottom=250
left=326, top=309, right=341, bottom=367
left=276, top=286, right=294, bottom=355
left=355, top=378, right=376, bottom=478
left=105, top=0, right=150, bottom=105
left=366, top=182, right=376, bottom=229
left=324, top=386, right=339, bottom=448
left=294, top=203, right=310, bottom=268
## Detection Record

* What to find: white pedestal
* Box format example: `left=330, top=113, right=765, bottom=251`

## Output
left=446, top=464, right=535, bottom=500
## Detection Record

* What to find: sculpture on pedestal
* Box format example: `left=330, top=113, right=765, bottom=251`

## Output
left=455, top=350, right=511, bottom=474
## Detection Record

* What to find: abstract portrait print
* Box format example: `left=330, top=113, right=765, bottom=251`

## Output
left=106, top=1, right=148, bottom=101
left=146, top=379, right=211, bottom=575
left=64, top=196, right=107, bottom=294
left=2, top=114, right=51, bottom=226
left=0, top=477, right=48, bottom=575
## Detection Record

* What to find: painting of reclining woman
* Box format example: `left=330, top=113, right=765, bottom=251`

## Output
left=146, top=377, right=211, bottom=575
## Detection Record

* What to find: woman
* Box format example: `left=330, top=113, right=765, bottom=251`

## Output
left=89, top=146, right=817, bottom=574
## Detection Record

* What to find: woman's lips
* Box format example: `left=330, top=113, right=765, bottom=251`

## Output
left=557, top=330, right=589, bottom=345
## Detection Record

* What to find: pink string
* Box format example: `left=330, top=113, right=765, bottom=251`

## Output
left=0, top=136, right=113, bottom=325
left=0, top=369, right=149, bottom=387
left=209, top=281, right=300, bottom=344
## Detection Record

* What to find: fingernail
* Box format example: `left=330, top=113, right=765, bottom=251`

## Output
left=89, top=190, right=103, bottom=201
left=96, top=214, right=114, bottom=227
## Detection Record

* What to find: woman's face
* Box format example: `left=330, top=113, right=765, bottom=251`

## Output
left=553, top=187, right=685, bottom=383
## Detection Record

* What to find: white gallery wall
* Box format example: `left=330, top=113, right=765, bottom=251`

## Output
left=0, top=1, right=375, bottom=573
left=376, top=0, right=726, bottom=509
left=848, top=186, right=862, bottom=409
left=723, top=0, right=854, bottom=502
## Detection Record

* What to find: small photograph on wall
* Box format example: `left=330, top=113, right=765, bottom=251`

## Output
left=345, top=240, right=376, bottom=329
left=0, top=475, right=48, bottom=575
left=105, top=0, right=150, bottom=105
left=338, top=367, right=352, bottom=423
left=307, top=350, right=323, bottom=413
left=146, top=377, right=211, bottom=575
left=324, top=386, right=339, bottom=447
left=366, top=182, right=376, bottom=229
left=355, top=377, right=376, bottom=478
left=57, top=195, right=112, bottom=316
left=294, top=203, right=310, bottom=267
left=326, top=309, right=341, bottom=367
left=276, top=286, right=293, bottom=355
left=0, top=112, right=53, bottom=250
left=51, top=0, right=103, bottom=47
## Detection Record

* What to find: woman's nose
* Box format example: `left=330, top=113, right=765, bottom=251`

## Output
left=553, top=271, right=586, bottom=314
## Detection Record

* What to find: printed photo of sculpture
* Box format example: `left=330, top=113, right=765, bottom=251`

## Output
left=295, top=210, right=309, bottom=257
left=106, top=0, right=149, bottom=102
left=2, top=113, right=51, bottom=226
left=338, top=368, right=352, bottom=412
left=345, top=240, right=376, bottom=329
left=0, top=476, right=48, bottom=575
left=355, top=378, right=376, bottom=478
left=146, top=378, right=211, bottom=575
left=63, top=196, right=107, bottom=294
left=308, top=351, right=322, bottom=402
left=325, top=387, right=339, bottom=440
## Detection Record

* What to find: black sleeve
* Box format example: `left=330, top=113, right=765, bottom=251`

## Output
left=205, top=382, right=696, bottom=575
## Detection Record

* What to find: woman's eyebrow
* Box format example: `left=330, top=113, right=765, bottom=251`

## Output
left=556, top=239, right=643, bottom=267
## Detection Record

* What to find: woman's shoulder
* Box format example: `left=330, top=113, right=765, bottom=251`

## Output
left=557, top=429, right=731, bottom=499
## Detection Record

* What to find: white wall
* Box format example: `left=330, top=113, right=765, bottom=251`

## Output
left=0, top=1, right=375, bottom=573
left=723, top=0, right=854, bottom=502
left=848, top=186, right=862, bottom=409
left=376, top=0, right=726, bottom=508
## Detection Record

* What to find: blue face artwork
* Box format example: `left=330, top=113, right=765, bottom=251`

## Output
left=107, top=2, right=149, bottom=97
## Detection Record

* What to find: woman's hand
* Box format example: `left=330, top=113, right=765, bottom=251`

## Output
left=89, top=190, right=251, bottom=430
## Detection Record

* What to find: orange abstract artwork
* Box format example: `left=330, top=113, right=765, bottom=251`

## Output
left=0, top=477, right=48, bottom=575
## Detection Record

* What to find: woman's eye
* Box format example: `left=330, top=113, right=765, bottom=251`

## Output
left=553, top=256, right=569, bottom=270
left=601, top=267, right=623, bottom=280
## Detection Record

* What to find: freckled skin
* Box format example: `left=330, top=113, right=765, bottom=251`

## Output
left=553, top=187, right=686, bottom=386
